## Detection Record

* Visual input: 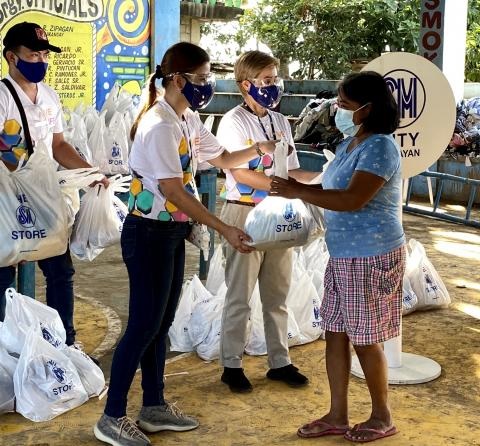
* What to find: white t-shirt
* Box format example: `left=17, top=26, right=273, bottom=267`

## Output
left=0, top=74, right=63, bottom=165
left=128, top=98, right=224, bottom=221
left=216, top=105, right=299, bottom=203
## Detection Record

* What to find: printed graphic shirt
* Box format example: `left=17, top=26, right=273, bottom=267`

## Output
left=0, top=75, right=63, bottom=165
left=128, top=98, right=224, bottom=221
left=322, top=134, right=406, bottom=258
left=216, top=105, right=299, bottom=204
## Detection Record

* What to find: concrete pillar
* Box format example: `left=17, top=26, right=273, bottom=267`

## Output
left=152, top=0, right=180, bottom=67
left=419, top=0, right=468, bottom=102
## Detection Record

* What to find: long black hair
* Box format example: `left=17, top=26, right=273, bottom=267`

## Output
left=338, top=71, right=400, bottom=134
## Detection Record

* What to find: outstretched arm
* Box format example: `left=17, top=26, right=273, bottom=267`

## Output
left=270, top=170, right=386, bottom=211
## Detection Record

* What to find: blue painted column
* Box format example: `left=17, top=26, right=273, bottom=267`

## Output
left=152, top=0, right=180, bottom=66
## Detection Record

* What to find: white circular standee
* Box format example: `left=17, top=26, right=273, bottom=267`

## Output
left=351, top=352, right=442, bottom=385
left=351, top=332, right=441, bottom=384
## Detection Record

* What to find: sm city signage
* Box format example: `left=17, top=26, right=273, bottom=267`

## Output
left=363, top=52, right=456, bottom=179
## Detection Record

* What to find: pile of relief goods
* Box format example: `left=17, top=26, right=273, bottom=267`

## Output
left=0, top=288, right=106, bottom=422
left=62, top=83, right=138, bottom=176
left=169, top=237, right=450, bottom=362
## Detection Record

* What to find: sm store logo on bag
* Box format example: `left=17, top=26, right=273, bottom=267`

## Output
left=109, top=143, right=124, bottom=166
left=12, top=194, right=47, bottom=240
left=385, top=70, right=426, bottom=158
left=46, top=359, right=74, bottom=396
left=276, top=202, right=302, bottom=232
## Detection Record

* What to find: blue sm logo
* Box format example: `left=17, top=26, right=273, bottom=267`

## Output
left=384, top=69, right=426, bottom=129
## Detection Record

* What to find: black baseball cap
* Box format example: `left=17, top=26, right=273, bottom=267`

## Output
left=3, top=22, right=61, bottom=56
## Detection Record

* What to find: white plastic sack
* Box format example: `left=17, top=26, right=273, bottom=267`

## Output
left=56, top=167, right=104, bottom=230
left=285, top=271, right=323, bottom=345
left=0, top=141, right=69, bottom=266
left=64, top=110, right=94, bottom=164
left=0, top=288, right=66, bottom=355
left=402, top=276, right=418, bottom=315
left=205, top=245, right=226, bottom=295
left=90, top=109, right=129, bottom=175
left=0, top=343, right=17, bottom=414
left=14, top=328, right=88, bottom=422
left=62, top=346, right=105, bottom=397
left=70, top=175, right=130, bottom=261
left=244, top=196, right=314, bottom=250
left=168, top=275, right=212, bottom=352
left=405, top=239, right=451, bottom=310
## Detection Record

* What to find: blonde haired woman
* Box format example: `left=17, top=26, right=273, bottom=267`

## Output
left=217, top=51, right=319, bottom=393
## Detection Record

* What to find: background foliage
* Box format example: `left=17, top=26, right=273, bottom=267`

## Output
left=202, top=0, right=480, bottom=81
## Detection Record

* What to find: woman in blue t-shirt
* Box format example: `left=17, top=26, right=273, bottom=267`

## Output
left=271, top=71, right=406, bottom=443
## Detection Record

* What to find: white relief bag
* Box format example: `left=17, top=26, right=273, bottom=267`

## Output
left=70, top=175, right=130, bottom=261
left=56, top=167, right=104, bottom=230
left=0, top=288, right=66, bottom=356
left=244, top=140, right=314, bottom=250
left=62, top=346, right=106, bottom=398
left=14, top=328, right=88, bottom=422
left=405, top=239, right=450, bottom=310
left=0, top=342, right=17, bottom=414
left=0, top=141, right=69, bottom=266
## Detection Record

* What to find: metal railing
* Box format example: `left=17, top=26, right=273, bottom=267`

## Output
left=403, top=170, right=480, bottom=228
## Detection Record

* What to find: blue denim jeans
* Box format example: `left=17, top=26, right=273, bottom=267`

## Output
left=0, top=250, right=76, bottom=345
left=104, top=215, right=190, bottom=418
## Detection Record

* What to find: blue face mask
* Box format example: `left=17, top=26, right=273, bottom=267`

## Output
left=334, top=103, right=370, bottom=137
left=248, top=83, right=283, bottom=109
left=16, top=57, right=48, bottom=83
left=181, top=78, right=215, bottom=111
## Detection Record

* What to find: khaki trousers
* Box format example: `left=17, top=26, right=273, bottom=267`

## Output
left=219, top=202, right=293, bottom=369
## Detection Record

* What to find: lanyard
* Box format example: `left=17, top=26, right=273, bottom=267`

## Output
left=180, top=116, right=197, bottom=175
left=242, top=102, right=276, bottom=141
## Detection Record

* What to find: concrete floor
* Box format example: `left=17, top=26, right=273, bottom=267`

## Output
left=0, top=209, right=479, bottom=445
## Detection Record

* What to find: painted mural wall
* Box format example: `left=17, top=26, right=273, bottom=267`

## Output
left=0, top=1, right=151, bottom=110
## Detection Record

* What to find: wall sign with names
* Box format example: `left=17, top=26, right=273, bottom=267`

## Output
left=0, top=0, right=151, bottom=110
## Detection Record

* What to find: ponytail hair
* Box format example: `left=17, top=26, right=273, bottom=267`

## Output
left=130, top=71, right=159, bottom=140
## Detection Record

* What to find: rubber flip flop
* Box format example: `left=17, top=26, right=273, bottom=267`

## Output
left=344, top=424, right=398, bottom=443
left=297, top=419, right=350, bottom=438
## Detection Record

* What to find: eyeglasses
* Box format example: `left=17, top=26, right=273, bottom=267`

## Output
left=249, top=76, right=283, bottom=88
left=166, top=72, right=216, bottom=86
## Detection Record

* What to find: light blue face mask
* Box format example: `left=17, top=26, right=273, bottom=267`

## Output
left=335, top=102, right=370, bottom=137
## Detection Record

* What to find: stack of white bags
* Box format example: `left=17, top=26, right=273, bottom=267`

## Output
left=63, top=83, right=137, bottom=176
left=169, top=238, right=329, bottom=361
left=0, top=288, right=105, bottom=422
left=169, top=236, right=450, bottom=362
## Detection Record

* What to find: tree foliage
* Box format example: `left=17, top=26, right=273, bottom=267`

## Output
left=201, top=0, right=480, bottom=81
left=237, top=0, right=421, bottom=79
left=466, top=0, right=480, bottom=81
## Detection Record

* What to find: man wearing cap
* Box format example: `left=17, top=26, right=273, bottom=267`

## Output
left=0, top=22, right=107, bottom=349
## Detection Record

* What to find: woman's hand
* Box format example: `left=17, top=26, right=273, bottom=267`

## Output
left=269, top=175, right=302, bottom=199
left=257, top=140, right=294, bottom=155
left=222, top=225, right=255, bottom=253
left=89, top=176, right=110, bottom=188
left=258, top=140, right=278, bottom=155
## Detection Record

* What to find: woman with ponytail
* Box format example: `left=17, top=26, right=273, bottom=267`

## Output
left=94, top=42, right=277, bottom=446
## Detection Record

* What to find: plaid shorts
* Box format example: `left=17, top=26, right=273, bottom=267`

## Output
left=320, top=245, right=406, bottom=346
